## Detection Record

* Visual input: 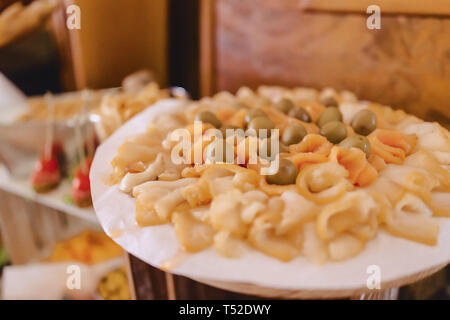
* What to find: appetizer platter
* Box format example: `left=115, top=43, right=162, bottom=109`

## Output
left=0, top=75, right=175, bottom=224
left=91, top=87, right=450, bottom=297
left=0, top=90, right=99, bottom=222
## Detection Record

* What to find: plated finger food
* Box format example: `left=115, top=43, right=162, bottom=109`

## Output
left=107, top=86, right=450, bottom=264
left=30, top=143, right=63, bottom=193
left=71, top=157, right=93, bottom=207
left=17, top=78, right=172, bottom=210
left=92, top=82, right=171, bottom=141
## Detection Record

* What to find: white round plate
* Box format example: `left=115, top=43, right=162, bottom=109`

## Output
left=91, top=99, right=450, bottom=295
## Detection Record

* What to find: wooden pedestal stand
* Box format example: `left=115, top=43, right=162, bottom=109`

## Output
left=125, top=254, right=447, bottom=300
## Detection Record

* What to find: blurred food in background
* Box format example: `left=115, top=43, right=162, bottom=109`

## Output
left=92, top=82, right=170, bottom=141
left=16, top=70, right=163, bottom=123
left=0, top=70, right=177, bottom=222
left=14, top=70, right=174, bottom=141
left=17, top=90, right=105, bottom=122
left=47, top=230, right=122, bottom=265
left=96, top=267, right=130, bottom=300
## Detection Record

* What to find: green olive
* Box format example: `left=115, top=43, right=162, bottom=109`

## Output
left=320, top=121, right=347, bottom=144
left=195, top=111, right=221, bottom=128
left=279, top=143, right=289, bottom=153
left=288, top=107, right=311, bottom=123
left=320, top=95, right=339, bottom=107
left=339, top=135, right=371, bottom=157
left=245, top=108, right=268, bottom=124
left=351, top=109, right=377, bottom=136
left=275, top=98, right=295, bottom=114
left=247, top=116, right=275, bottom=137
left=266, top=159, right=299, bottom=185
left=317, top=107, right=343, bottom=128
left=281, top=123, right=307, bottom=146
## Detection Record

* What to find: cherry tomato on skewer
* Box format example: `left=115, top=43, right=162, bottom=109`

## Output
left=71, top=158, right=93, bottom=207
left=30, top=156, right=61, bottom=193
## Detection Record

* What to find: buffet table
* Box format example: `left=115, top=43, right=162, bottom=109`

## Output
left=0, top=0, right=449, bottom=301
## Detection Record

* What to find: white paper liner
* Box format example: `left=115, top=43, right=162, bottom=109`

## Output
left=91, top=99, right=450, bottom=291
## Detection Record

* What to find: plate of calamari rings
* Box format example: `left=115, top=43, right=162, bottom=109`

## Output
left=91, top=86, right=450, bottom=298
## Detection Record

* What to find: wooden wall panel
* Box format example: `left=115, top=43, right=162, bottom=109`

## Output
left=211, top=0, right=450, bottom=126
left=67, top=0, right=169, bottom=89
